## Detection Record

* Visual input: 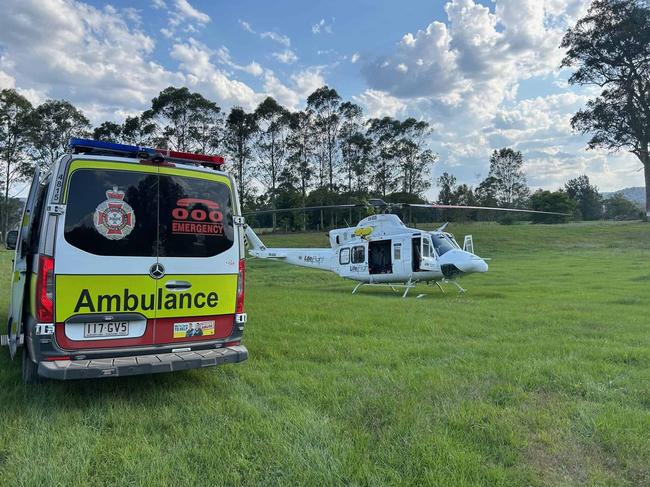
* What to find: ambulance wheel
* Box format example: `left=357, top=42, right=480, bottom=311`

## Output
left=21, top=344, right=40, bottom=384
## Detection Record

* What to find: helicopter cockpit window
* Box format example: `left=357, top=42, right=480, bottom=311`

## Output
left=432, top=234, right=456, bottom=256
left=352, top=246, right=365, bottom=263
left=422, top=237, right=432, bottom=258
left=340, top=247, right=350, bottom=265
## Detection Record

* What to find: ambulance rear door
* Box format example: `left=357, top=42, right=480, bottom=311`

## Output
left=53, top=160, right=160, bottom=350
left=153, top=167, right=238, bottom=345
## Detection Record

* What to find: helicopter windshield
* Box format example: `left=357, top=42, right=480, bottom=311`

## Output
left=431, top=234, right=458, bottom=256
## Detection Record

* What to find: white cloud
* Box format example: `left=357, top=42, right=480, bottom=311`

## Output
left=260, top=31, right=291, bottom=47
left=215, top=46, right=264, bottom=76
left=363, top=0, right=590, bottom=122
left=312, top=18, right=333, bottom=34
left=352, top=89, right=407, bottom=118
left=272, top=49, right=298, bottom=64
left=350, top=52, right=360, bottom=64
left=173, top=0, right=210, bottom=24
left=239, top=19, right=255, bottom=33
left=263, top=67, right=325, bottom=110
left=170, top=39, right=262, bottom=109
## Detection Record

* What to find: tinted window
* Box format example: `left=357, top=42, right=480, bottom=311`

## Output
left=352, top=246, right=365, bottom=263
left=65, top=169, right=234, bottom=258
left=65, top=169, right=158, bottom=256
left=158, top=174, right=234, bottom=258
left=393, top=244, right=401, bottom=260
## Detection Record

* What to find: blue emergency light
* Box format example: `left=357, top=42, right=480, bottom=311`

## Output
left=68, top=138, right=158, bottom=158
left=68, top=137, right=225, bottom=169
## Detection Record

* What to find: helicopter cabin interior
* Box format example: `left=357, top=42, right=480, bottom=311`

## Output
left=368, top=240, right=392, bottom=274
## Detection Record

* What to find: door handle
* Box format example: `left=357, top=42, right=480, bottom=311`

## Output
left=165, top=280, right=192, bottom=291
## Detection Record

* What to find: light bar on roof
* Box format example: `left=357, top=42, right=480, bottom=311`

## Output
left=155, top=148, right=225, bottom=168
left=68, top=138, right=157, bottom=157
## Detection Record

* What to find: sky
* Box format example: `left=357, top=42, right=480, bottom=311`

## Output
left=0, top=0, right=645, bottom=199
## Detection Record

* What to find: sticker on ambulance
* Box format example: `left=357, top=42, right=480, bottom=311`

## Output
left=93, top=186, right=135, bottom=240
left=171, top=198, right=224, bottom=236
left=173, top=320, right=215, bottom=338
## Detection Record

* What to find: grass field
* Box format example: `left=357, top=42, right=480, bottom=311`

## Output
left=0, top=221, right=649, bottom=486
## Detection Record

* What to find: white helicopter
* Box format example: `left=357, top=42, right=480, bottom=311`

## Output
left=244, top=200, right=566, bottom=297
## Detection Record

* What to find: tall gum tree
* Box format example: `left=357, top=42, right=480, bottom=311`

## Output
left=561, top=0, right=650, bottom=220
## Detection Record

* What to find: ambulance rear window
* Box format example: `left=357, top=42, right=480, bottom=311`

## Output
left=64, top=168, right=234, bottom=258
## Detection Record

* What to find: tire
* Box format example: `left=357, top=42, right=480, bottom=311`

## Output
left=21, top=344, right=41, bottom=384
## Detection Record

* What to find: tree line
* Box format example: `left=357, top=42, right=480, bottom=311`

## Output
left=436, top=147, right=643, bottom=224
left=0, top=85, right=437, bottom=236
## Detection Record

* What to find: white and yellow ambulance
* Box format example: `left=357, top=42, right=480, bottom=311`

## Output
left=3, top=138, right=248, bottom=382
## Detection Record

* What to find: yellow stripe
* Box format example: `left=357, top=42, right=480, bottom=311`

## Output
left=55, top=274, right=237, bottom=322
left=62, top=160, right=232, bottom=203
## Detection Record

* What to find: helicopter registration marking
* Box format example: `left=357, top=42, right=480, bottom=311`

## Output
left=349, top=264, right=367, bottom=273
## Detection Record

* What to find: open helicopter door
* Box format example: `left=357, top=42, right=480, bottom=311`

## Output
left=7, top=167, right=40, bottom=358
left=463, top=235, right=474, bottom=254
left=419, top=235, right=440, bottom=273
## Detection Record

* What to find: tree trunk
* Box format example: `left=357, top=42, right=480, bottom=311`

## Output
left=643, top=160, right=650, bottom=222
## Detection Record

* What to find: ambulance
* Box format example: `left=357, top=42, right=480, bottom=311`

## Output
left=3, top=138, right=248, bottom=382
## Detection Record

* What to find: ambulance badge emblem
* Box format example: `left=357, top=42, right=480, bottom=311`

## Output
left=94, top=187, right=135, bottom=240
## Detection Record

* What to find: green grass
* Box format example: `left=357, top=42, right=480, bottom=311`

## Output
left=0, top=221, right=649, bottom=486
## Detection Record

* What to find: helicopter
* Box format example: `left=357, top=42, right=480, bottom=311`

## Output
left=243, top=200, right=567, bottom=297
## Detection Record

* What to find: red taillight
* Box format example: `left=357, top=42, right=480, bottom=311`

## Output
left=236, top=259, right=245, bottom=314
left=36, top=255, right=54, bottom=322
left=224, top=340, right=241, bottom=347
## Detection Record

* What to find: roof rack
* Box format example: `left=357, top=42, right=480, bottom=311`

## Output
left=68, top=138, right=225, bottom=170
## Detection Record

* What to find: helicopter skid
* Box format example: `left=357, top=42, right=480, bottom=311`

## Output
left=352, top=280, right=418, bottom=298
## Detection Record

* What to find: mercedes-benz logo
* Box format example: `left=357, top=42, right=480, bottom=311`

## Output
left=149, top=263, right=165, bottom=279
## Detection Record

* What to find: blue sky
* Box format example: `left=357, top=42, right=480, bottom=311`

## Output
left=0, top=0, right=644, bottom=197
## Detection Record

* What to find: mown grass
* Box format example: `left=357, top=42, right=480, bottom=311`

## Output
left=0, top=221, right=649, bottom=486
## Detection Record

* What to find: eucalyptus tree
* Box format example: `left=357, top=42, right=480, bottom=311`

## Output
left=286, top=110, right=315, bottom=208
left=307, top=86, right=342, bottom=192
left=254, top=97, right=291, bottom=230
left=26, top=99, right=90, bottom=170
left=223, top=107, right=258, bottom=208
left=0, top=89, right=34, bottom=240
left=486, top=148, right=530, bottom=207
left=393, top=118, right=436, bottom=196
left=366, top=117, right=400, bottom=197
left=561, top=0, right=650, bottom=220
left=144, top=86, right=222, bottom=152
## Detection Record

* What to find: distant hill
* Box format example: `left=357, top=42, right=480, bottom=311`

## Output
left=602, top=187, right=645, bottom=208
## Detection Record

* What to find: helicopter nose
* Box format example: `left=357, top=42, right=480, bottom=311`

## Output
left=446, top=251, right=488, bottom=274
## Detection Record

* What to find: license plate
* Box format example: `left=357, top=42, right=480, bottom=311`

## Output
left=83, top=321, right=129, bottom=338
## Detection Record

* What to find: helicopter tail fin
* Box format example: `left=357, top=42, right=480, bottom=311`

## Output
left=244, top=225, right=267, bottom=255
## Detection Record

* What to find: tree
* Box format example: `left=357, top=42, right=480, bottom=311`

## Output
left=307, top=86, right=342, bottom=192
left=561, top=0, right=650, bottom=220
left=366, top=117, right=399, bottom=197
left=92, top=121, right=122, bottom=142
left=486, top=148, right=530, bottom=207
left=338, top=102, right=366, bottom=196
left=436, top=172, right=457, bottom=205
left=286, top=110, right=316, bottom=209
left=144, top=86, right=222, bottom=152
left=27, top=99, right=90, bottom=170
left=604, top=193, right=643, bottom=219
left=565, top=175, right=603, bottom=220
left=254, top=97, right=290, bottom=230
left=0, top=89, right=34, bottom=241
left=121, top=115, right=157, bottom=146
left=223, top=107, right=258, bottom=208
left=394, top=118, right=436, bottom=196
left=475, top=176, right=499, bottom=207
left=530, top=190, right=575, bottom=223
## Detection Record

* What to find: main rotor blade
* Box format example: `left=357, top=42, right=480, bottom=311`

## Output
left=405, top=203, right=571, bottom=216
left=244, top=204, right=364, bottom=216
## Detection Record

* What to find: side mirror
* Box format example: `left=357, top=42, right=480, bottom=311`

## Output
left=5, top=230, right=18, bottom=250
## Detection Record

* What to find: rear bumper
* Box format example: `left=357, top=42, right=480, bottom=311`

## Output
left=37, top=345, right=248, bottom=380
